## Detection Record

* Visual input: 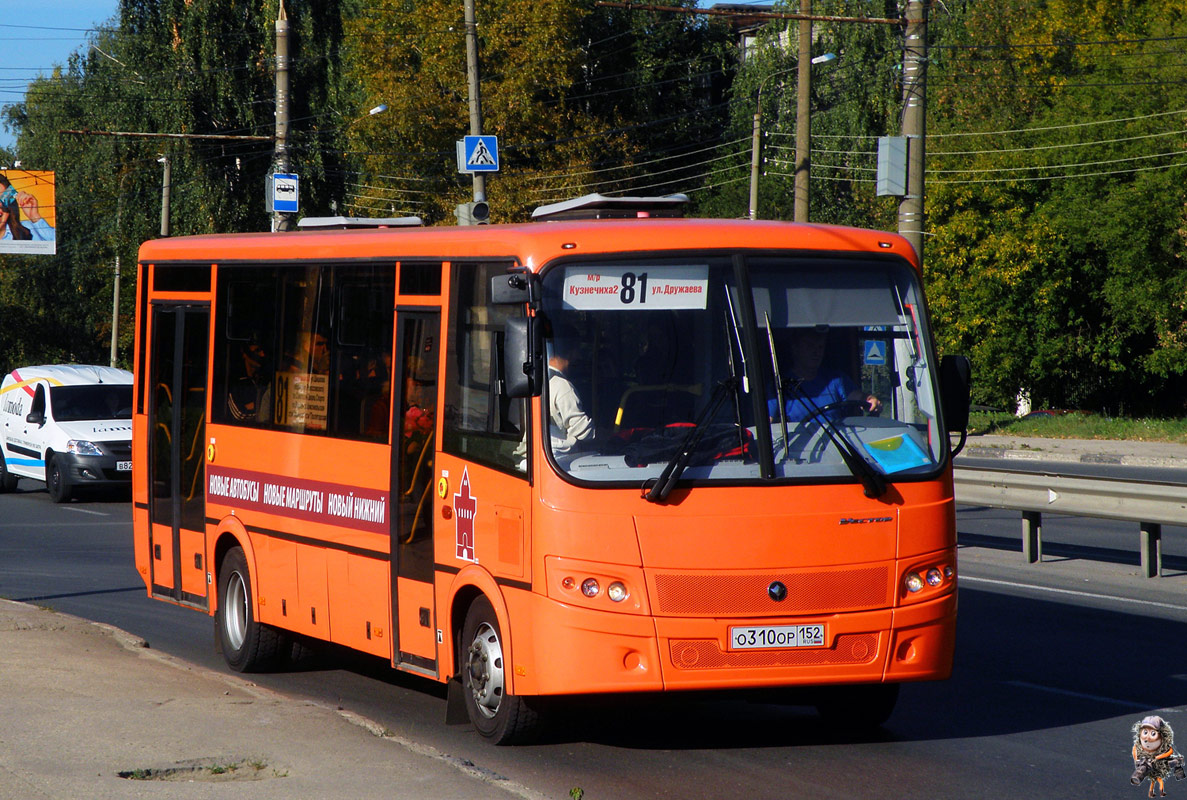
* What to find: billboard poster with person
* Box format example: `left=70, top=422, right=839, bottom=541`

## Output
left=0, top=170, right=55, bottom=255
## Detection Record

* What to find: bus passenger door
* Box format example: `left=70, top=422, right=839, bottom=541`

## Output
left=147, top=304, right=210, bottom=608
left=391, top=309, right=440, bottom=674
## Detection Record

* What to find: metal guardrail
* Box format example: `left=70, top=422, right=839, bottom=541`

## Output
left=953, top=466, right=1187, bottom=578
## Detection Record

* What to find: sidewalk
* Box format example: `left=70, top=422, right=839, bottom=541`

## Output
left=0, top=599, right=544, bottom=800
left=961, top=434, right=1187, bottom=469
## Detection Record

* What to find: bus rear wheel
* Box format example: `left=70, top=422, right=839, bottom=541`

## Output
left=460, top=596, right=543, bottom=744
left=216, top=546, right=283, bottom=672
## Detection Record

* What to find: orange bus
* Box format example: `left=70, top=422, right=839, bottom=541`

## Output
left=133, top=196, right=970, bottom=744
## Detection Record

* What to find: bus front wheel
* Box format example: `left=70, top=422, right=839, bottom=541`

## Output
left=216, top=546, right=283, bottom=672
left=460, top=596, right=543, bottom=744
left=815, top=683, right=900, bottom=730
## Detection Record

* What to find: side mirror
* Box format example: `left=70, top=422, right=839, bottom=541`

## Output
left=503, top=316, right=544, bottom=398
left=26, top=411, right=45, bottom=427
left=939, top=354, right=971, bottom=433
left=490, top=272, right=535, bottom=305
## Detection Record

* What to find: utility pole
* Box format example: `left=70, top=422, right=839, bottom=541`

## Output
left=272, top=1, right=293, bottom=231
left=159, top=154, right=171, bottom=238
left=793, top=0, right=812, bottom=222
left=897, top=0, right=927, bottom=263
left=464, top=0, right=485, bottom=205
left=609, top=3, right=897, bottom=222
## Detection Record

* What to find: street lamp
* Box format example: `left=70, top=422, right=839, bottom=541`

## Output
left=748, top=51, right=836, bottom=221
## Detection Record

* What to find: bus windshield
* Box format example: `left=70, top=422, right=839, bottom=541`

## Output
left=538, top=254, right=944, bottom=485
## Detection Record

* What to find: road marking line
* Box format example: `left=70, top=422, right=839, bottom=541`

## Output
left=62, top=507, right=108, bottom=517
left=1004, top=681, right=1158, bottom=711
left=961, top=575, right=1187, bottom=613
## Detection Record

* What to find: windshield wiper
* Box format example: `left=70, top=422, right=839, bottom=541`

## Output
left=643, top=377, right=737, bottom=504
left=765, top=314, right=789, bottom=463
left=783, top=380, right=887, bottom=499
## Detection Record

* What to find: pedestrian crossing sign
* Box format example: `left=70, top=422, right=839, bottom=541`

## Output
left=863, top=339, right=887, bottom=366
left=457, top=135, right=500, bottom=173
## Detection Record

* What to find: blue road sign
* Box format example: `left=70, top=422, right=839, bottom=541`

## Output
left=271, top=173, right=299, bottom=213
left=462, top=135, right=499, bottom=172
left=863, top=339, right=887, bottom=366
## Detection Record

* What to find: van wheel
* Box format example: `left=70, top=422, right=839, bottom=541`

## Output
left=46, top=455, right=72, bottom=503
left=216, top=546, right=283, bottom=672
left=460, top=596, right=543, bottom=744
left=0, top=449, right=17, bottom=492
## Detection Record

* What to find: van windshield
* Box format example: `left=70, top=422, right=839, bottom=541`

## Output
left=537, top=253, right=945, bottom=487
left=50, top=385, right=133, bottom=422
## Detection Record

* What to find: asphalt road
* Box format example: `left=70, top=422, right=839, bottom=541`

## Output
left=2, top=474, right=1185, bottom=800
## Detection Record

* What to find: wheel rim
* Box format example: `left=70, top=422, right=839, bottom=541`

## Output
left=466, top=621, right=505, bottom=719
left=223, top=570, right=249, bottom=651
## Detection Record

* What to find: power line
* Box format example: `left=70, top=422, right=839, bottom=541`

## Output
left=928, top=159, right=1187, bottom=184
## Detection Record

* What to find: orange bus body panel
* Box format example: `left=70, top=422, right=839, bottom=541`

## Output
left=134, top=217, right=954, bottom=711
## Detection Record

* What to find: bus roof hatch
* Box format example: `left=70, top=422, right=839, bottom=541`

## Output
left=296, top=215, right=424, bottom=230
left=531, top=193, right=689, bottom=221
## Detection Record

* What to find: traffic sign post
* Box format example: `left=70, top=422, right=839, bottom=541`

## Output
left=456, top=136, right=499, bottom=173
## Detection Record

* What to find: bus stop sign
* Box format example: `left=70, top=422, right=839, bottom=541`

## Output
left=268, top=173, right=299, bottom=213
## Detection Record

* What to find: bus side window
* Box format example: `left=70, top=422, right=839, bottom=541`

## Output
left=442, top=262, right=526, bottom=475
left=335, top=268, right=395, bottom=442
left=215, top=268, right=278, bottom=428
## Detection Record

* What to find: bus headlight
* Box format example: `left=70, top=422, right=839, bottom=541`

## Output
left=900, top=557, right=956, bottom=603
left=546, top=557, right=648, bottom=614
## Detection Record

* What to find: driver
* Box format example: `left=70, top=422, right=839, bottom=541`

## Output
left=770, top=329, right=881, bottom=422
left=547, top=336, right=594, bottom=454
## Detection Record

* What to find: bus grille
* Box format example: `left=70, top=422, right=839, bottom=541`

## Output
left=653, top=566, right=890, bottom=616
left=668, top=633, right=880, bottom=670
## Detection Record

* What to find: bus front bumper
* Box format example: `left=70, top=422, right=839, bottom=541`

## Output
left=514, top=591, right=956, bottom=697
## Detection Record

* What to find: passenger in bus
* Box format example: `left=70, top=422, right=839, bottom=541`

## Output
left=547, top=337, right=594, bottom=455
left=770, top=329, right=881, bottom=422
left=284, top=330, right=330, bottom=375
left=227, top=338, right=272, bottom=422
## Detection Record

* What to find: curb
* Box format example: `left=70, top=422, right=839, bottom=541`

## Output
left=961, top=445, right=1185, bottom=470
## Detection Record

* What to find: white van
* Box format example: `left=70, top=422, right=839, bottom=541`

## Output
left=0, top=365, right=133, bottom=502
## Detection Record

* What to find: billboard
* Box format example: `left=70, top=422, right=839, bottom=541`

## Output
left=0, top=170, right=56, bottom=255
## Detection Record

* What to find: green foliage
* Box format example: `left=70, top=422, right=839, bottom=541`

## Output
left=923, top=0, right=1187, bottom=414
left=1, top=0, right=1186, bottom=423
left=0, top=0, right=354, bottom=373
left=968, top=410, right=1187, bottom=443
left=341, top=0, right=733, bottom=223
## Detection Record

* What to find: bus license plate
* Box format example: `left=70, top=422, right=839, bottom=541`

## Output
left=729, top=623, right=825, bottom=650
left=116, top=461, right=132, bottom=472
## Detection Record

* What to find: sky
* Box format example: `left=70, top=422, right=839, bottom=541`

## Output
left=0, top=2, right=121, bottom=153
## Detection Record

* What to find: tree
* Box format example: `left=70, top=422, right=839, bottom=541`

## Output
left=0, top=0, right=352, bottom=372
left=341, top=0, right=733, bottom=224
left=924, top=0, right=1187, bottom=412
